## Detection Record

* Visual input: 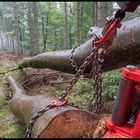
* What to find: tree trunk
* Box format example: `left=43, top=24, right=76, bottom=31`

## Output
left=27, top=2, right=35, bottom=56
left=19, top=18, right=140, bottom=74
left=18, top=20, right=23, bottom=53
left=97, top=2, right=108, bottom=27
left=64, top=2, right=70, bottom=49
left=41, top=16, right=45, bottom=50
left=80, top=2, right=84, bottom=41
left=92, top=2, right=96, bottom=26
left=0, top=10, right=5, bottom=33
left=7, top=75, right=101, bottom=138
left=94, top=2, right=98, bottom=26
left=12, top=2, right=22, bottom=56
left=39, top=3, right=50, bottom=51
left=54, top=30, right=57, bottom=50
left=32, top=2, right=40, bottom=54
left=77, top=2, right=81, bottom=45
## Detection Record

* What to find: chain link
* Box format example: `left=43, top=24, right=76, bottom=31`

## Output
left=70, top=44, right=80, bottom=72
left=26, top=105, right=52, bottom=138
left=91, top=47, right=105, bottom=114
left=26, top=100, right=82, bottom=138
left=60, top=45, right=98, bottom=101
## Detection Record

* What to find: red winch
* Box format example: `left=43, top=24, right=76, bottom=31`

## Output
left=103, top=65, right=140, bottom=138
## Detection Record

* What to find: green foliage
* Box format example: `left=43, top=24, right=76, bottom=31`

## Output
left=5, top=31, right=16, bottom=37
left=102, top=69, right=122, bottom=101
left=67, top=69, right=122, bottom=111
left=0, top=2, right=115, bottom=52
left=75, top=78, right=93, bottom=95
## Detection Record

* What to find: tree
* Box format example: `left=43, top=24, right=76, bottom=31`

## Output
left=12, top=2, right=23, bottom=56
left=94, top=2, right=98, bottom=26
left=27, top=2, right=35, bottom=56
left=77, top=2, right=81, bottom=45
left=97, top=2, right=108, bottom=27
left=64, top=2, right=70, bottom=49
left=32, top=2, right=40, bottom=54
left=39, top=2, right=51, bottom=51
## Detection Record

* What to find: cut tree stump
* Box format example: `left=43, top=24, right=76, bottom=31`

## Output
left=7, top=75, right=103, bottom=138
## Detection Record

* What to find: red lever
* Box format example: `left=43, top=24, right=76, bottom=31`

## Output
left=50, top=97, right=68, bottom=107
left=93, top=18, right=121, bottom=46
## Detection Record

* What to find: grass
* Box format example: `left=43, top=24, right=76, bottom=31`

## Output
left=0, top=60, right=25, bottom=138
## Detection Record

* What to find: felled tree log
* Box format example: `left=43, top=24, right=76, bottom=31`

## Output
left=19, top=17, right=140, bottom=74
left=7, top=75, right=104, bottom=138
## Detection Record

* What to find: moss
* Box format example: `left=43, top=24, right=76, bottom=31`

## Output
left=0, top=60, right=25, bottom=138
left=2, top=124, right=23, bottom=138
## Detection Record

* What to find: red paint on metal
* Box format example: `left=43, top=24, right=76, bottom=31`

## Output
left=50, top=97, right=68, bottom=107
left=93, top=18, right=121, bottom=47
left=103, top=66, right=140, bottom=138
left=103, top=112, right=140, bottom=138
left=121, top=67, right=140, bottom=83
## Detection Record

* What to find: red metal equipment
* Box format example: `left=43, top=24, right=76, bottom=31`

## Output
left=103, top=65, right=140, bottom=138
left=50, top=97, right=68, bottom=107
left=93, top=18, right=121, bottom=47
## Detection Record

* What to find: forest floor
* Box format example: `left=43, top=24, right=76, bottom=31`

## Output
left=0, top=52, right=115, bottom=138
left=0, top=53, right=25, bottom=138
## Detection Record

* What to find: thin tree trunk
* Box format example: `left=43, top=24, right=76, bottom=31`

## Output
left=19, top=18, right=140, bottom=75
left=20, top=3, right=25, bottom=53
left=41, top=3, right=50, bottom=51
left=27, top=2, right=35, bottom=56
left=69, top=23, right=72, bottom=49
left=94, top=2, right=98, bottom=26
left=54, top=30, right=57, bottom=50
left=77, top=2, right=81, bottom=45
left=41, top=16, right=45, bottom=50
left=18, top=20, right=23, bottom=53
left=81, top=2, right=84, bottom=42
left=0, top=10, right=5, bottom=33
left=92, top=2, right=95, bottom=26
left=12, top=38, right=15, bottom=53
left=12, top=2, right=22, bottom=56
left=44, top=11, right=49, bottom=50
left=64, top=2, right=70, bottom=49
left=33, top=2, right=40, bottom=54
left=97, top=2, right=108, bottom=27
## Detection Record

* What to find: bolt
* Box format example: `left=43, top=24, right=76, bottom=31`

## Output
left=126, top=65, right=136, bottom=71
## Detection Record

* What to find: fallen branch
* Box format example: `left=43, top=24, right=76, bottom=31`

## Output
left=0, top=67, right=20, bottom=75
left=22, top=72, right=73, bottom=88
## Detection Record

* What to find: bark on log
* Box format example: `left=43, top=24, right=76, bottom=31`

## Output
left=19, top=17, right=140, bottom=74
left=7, top=75, right=102, bottom=138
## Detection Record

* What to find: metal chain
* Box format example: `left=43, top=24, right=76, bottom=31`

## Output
left=4, top=83, right=13, bottom=101
left=60, top=45, right=99, bottom=101
left=26, top=105, right=51, bottom=138
left=25, top=101, right=80, bottom=138
left=25, top=46, right=98, bottom=138
left=70, top=44, right=80, bottom=72
left=92, top=47, right=105, bottom=114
